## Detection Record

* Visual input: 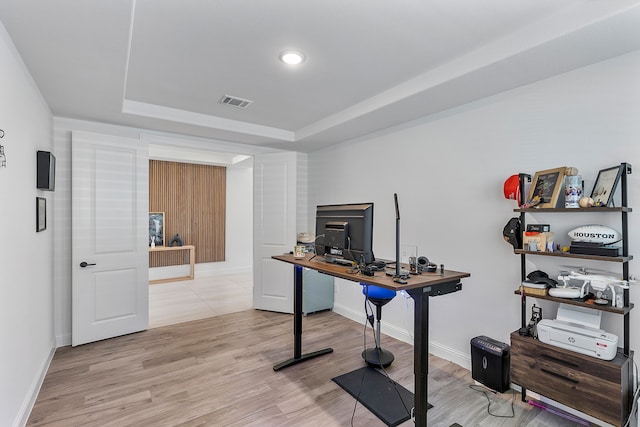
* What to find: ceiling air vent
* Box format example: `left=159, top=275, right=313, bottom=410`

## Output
left=219, top=95, right=253, bottom=109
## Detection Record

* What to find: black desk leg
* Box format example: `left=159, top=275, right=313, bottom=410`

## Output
left=273, top=265, right=333, bottom=371
left=407, top=287, right=430, bottom=427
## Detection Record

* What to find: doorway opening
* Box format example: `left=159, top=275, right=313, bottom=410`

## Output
left=148, top=146, right=254, bottom=328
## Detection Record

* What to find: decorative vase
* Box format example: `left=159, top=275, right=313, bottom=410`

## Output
left=169, top=234, right=184, bottom=247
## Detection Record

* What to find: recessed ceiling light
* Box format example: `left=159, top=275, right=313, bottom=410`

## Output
left=279, top=50, right=305, bottom=65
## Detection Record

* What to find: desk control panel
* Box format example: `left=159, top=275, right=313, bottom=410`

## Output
left=425, top=280, right=461, bottom=296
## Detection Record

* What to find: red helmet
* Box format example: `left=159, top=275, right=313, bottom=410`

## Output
left=503, top=175, right=520, bottom=201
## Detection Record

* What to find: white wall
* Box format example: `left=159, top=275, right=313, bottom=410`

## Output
left=0, top=24, right=54, bottom=427
left=199, top=157, right=254, bottom=275
left=309, top=50, right=640, bottom=368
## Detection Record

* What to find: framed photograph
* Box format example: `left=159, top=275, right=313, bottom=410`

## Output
left=149, top=212, right=165, bottom=246
left=36, top=197, right=46, bottom=232
left=526, top=167, right=566, bottom=208
left=590, top=164, right=624, bottom=207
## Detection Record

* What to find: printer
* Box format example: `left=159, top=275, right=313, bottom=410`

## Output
left=537, top=304, right=618, bottom=361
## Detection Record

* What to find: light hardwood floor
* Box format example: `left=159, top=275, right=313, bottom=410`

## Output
left=27, top=309, right=601, bottom=427
left=149, top=271, right=253, bottom=329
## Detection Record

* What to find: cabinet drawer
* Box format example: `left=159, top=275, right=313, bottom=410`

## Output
left=511, top=332, right=631, bottom=426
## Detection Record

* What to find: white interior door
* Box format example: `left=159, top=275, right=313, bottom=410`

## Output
left=72, top=131, right=149, bottom=346
left=253, top=152, right=297, bottom=313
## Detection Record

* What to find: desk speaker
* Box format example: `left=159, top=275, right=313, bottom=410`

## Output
left=470, top=336, right=510, bottom=393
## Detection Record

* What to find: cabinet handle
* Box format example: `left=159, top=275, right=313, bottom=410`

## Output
left=540, top=368, right=579, bottom=384
left=540, top=353, right=579, bottom=368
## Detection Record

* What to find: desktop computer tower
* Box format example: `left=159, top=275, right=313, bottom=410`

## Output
left=470, top=336, right=510, bottom=393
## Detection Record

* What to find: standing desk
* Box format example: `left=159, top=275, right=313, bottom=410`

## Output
left=272, top=253, right=470, bottom=427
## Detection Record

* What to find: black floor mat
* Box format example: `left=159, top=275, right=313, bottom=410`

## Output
left=332, top=366, right=428, bottom=426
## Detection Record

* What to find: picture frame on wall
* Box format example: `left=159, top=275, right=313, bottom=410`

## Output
left=36, top=197, right=46, bottom=232
left=149, top=212, right=165, bottom=246
left=590, top=164, right=625, bottom=207
left=526, top=167, right=566, bottom=208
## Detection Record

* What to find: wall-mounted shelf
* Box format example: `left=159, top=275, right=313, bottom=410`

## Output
left=513, top=289, right=634, bottom=315
left=515, top=207, right=632, bottom=213
left=513, top=249, right=633, bottom=263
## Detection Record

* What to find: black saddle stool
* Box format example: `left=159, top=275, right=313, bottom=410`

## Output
left=361, top=283, right=397, bottom=368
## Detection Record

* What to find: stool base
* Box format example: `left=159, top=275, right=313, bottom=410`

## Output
left=362, top=347, right=395, bottom=368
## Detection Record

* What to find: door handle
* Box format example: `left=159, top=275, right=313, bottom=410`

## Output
left=80, top=261, right=96, bottom=268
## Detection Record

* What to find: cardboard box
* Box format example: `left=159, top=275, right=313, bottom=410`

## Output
left=522, top=231, right=554, bottom=252
left=520, top=285, right=548, bottom=296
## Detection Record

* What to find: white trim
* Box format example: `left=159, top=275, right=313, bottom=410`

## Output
left=332, top=302, right=471, bottom=370
left=122, top=0, right=137, bottom=103
left=56, top=333, right=72, bottom=348
left=194, top=265, right=252, bottom=277
left=148, top=264, right=252, bottom=281
left=14, top=345, right=56, bottom=427
left=122, top=99, right=295, bottom=141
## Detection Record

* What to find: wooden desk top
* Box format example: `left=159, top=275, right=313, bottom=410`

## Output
left=272, top=253, right=470, bottom=292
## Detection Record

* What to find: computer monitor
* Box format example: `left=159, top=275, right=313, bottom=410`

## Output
left=315, top=202, right=374, bottom=264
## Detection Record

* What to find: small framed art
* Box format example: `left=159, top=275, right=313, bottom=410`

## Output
left=591, top=164, right=625, bottom=207
left=526, top=167, right=566, bottom=208
left=36, top=197, right=46, bottom=232
left=149, top=212, right=165, bottom=246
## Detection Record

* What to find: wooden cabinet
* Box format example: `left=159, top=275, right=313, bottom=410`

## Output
left=511, top=332, right=632, bottom=426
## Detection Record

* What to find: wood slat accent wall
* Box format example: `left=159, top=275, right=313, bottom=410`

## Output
left=149, top=160, right=225, bottom=267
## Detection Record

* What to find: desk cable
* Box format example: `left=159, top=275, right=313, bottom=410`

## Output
left=469, top=384, right=515, bottom=419
left=307, top=234, right=324, bottom=262
left=365, top=297, right=412, bottom=418
left=349, top=295, right=412, bottom=426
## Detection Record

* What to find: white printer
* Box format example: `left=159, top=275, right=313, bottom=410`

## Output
left=537, top=304, right=618, bottom=361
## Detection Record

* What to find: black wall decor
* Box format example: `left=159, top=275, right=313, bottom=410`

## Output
left=37, top=150, right=55, bottom=191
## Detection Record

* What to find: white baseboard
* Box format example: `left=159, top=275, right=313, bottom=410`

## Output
left=195, top=264, right=252, bottom=276
left=430, top=340, right=471, bottom=371
left=149, top=264, right=251, bottom=281
left=15, top=343, right=56, bottom=427
left=148, top=265, right=192, bottom=281
left=56, top=332, right=71, bottom=347
left=332, top=302, right=471, bottom=370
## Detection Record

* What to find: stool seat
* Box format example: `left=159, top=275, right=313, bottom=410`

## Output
left=361, top=283, right=396, bottom=368
left=362, top=285, right=396, bottom=301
